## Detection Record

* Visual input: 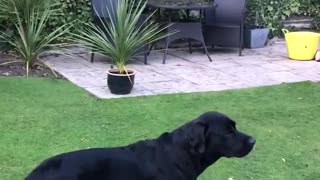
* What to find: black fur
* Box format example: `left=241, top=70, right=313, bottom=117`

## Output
left=25, top=112, right=256, bottom=180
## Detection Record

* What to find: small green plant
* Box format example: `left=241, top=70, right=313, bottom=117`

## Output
left=0, top=0, right=72, bottom=77
left=71, top=0, right=172, bottom=74
left=247, top=0, right=301, bottom=35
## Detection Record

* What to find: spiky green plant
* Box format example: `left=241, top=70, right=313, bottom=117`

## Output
left=0, top=0, right=54, bottom=19
left=0, top=0, right=71, bottom=77
left=71, top=0, right=173, bottom=74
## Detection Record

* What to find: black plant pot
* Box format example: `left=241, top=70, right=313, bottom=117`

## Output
left=107, top=69, right=136, bottom=95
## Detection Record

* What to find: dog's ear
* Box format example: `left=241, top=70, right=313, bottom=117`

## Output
left=187, top=121, right=206, bottom=154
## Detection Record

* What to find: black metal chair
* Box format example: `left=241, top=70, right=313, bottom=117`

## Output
left=203, top=0, right=247, bottom=56
left=90, top=0, right=149, bottom=64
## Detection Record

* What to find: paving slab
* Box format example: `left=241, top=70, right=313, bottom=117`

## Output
left=43, top=41, right=320, bottom=99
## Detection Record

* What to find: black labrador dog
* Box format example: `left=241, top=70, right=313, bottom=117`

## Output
left=25, top=112, right=256, bottom=180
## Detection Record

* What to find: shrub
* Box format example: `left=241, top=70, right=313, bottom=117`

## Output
left=246, top=0, right=320, bottom=36
left=0, top=0, right=319, bottom=45
left=47, top=0, right=92, bottom=41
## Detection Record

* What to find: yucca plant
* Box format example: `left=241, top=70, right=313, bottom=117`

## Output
left=71, top=0, right=171, bottom=74
left=0, top=0, right=55, bottom=37
left=0, top=0, right=52, bottom=21
left=0, top=0, right=71, bottom=77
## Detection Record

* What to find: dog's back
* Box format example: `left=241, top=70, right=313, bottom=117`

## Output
left=25, top=148, right=146, bottom=180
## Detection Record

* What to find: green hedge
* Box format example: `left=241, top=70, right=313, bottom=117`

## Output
left=1, top=0, right=319, bottom=40
left=299, top=0, right=320, bottom=29
left=47, top=0, right=92, bottom=41
left=49, top=0, right=319, bottom=36
left=246, top=0, right=320, bottom=36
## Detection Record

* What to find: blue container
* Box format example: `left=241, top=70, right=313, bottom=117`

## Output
left=244, top=27, right=270, bottom=49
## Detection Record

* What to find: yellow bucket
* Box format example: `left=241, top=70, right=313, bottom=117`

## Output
left=282, top=29, right=320, bottom=61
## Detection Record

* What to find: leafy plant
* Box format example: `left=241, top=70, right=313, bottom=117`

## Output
left=0, top=0, right=72, bottom=77
left=0, top=0, right=52, bottom=22
left=0, top=0, right=55, bottom=50
left=247, top=0, right=300, bottom=32
left=71, top=0, right=172, bottom=74
left=299, top=0, right=320, bottom=30
left=47, top=0, right=92, bottom=41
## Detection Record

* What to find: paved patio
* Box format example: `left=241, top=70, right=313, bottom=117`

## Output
left=43, top=41, right=320, bottom=99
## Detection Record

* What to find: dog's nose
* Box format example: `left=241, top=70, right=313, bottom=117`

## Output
left=248, top=137, right=256, bottom=144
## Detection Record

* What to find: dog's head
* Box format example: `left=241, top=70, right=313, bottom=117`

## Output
left=187, top=112, right=255, bottom=158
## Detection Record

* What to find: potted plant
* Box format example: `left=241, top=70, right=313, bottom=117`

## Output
left=244, top=0, right=270, bottom=49
left=72, top=0, right=170, bottom=95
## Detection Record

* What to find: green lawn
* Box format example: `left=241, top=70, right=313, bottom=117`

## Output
left=0, top=78, right=320, bottom=180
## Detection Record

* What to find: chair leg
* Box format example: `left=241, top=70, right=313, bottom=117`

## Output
left=90, top=52, right=95, bottom=63
left=201, top=39, right=212, bottom=62
left=239, top=40, right=243, bottom=56
left=144, top=53, right=148, bottom=65
left=163, top=39, right=170, bottom=64
left=204, top=45, right=214, bottom=54
left=188, top=39, right=192, bottom=54
left=147, top=43, right=154, bottom=56
left=239, top=25, right=244, bottom=56
left=144, top=45, right=148, bottom=65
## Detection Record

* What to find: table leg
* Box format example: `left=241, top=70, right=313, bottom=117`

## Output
left=187, top=9, right=192, bottom=54
left=163, top=9, right=172, bottom=64
left=162, top=38, right=170, bottom=64
left=200, top=9, right=203, bottom=22
left=157, top=8, right=161, bottom=21
left=188, top=39, right=192, bottom=54
left=186, top=9, right=190, bottom=20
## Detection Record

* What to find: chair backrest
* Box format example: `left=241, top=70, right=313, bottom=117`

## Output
left=205, top=0, right=247, bottom=26
left=91, top=0, right=118, bottom=19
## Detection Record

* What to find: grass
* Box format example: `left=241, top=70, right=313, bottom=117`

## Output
left=0, top=77, right=320, bottom=180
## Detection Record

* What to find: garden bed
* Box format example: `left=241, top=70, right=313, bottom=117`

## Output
left=0, top=53, right=63, bottom=79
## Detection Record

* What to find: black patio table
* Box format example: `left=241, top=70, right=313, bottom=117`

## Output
left=147, top=0, right=215, bottom=64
